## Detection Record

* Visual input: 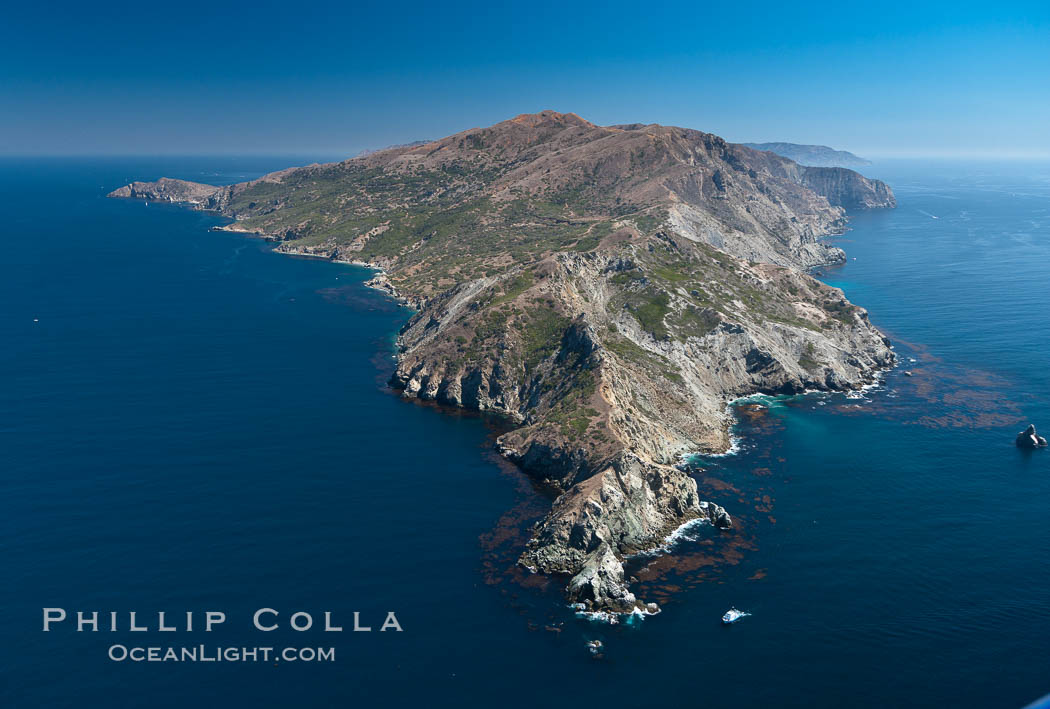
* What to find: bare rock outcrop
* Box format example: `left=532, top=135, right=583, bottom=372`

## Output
left=567, top=542, right=638, bottom=613
left=519, top=452, right=729, bottom=576
left=1016, top=424, right=1048, bottom=449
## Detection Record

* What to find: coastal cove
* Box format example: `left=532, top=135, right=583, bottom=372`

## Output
left=3, top=157, right=1050, bottom=707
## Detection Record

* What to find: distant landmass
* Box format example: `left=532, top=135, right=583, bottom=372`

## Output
left=110, top=111, right=895, bottom=614
left=740, top=142, right=872, bottom=168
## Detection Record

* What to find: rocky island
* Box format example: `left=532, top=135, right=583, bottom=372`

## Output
left=1016, top=424, right=1048, bottom=449
left=110, top=111, right=896, bottom=613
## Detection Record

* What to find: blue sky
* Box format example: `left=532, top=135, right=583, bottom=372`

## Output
left=3, top=1, right=1048, bottom=157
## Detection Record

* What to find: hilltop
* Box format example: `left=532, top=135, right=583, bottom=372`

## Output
left=110, top=111, right=896, bottom=613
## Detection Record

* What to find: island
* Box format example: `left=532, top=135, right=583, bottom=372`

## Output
left=110, top=111, right=896, bottom=614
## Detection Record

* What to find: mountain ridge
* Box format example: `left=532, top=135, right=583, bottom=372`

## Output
left=110, top=111, right=896, bottom=613
left=739, top=141, right=872, bottom=168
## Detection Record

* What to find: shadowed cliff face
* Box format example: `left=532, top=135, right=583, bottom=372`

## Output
left=109, top=111, right=896, bottom=613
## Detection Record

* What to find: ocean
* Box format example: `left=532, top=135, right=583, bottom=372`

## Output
left=2, top=157, right=1048, bottom=708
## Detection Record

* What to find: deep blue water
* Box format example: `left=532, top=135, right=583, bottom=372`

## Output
left=2, top=157, right=1049, bottom=708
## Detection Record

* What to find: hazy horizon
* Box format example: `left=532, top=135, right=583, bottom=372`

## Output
left=4, top=1, right=1048, bottom=158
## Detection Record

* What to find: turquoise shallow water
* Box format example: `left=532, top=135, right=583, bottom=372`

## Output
left=2, top=158, right=1049, bottom=707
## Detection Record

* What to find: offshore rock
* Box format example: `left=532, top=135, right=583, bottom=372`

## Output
left=702, top=499, right=733, bottom=529
left=1016, top=424, right=1048, bottom=449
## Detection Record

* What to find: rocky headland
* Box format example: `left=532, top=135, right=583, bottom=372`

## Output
left=109, top=111, right=897, bottom=613
left=739, top=142, right=873, bottom=169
